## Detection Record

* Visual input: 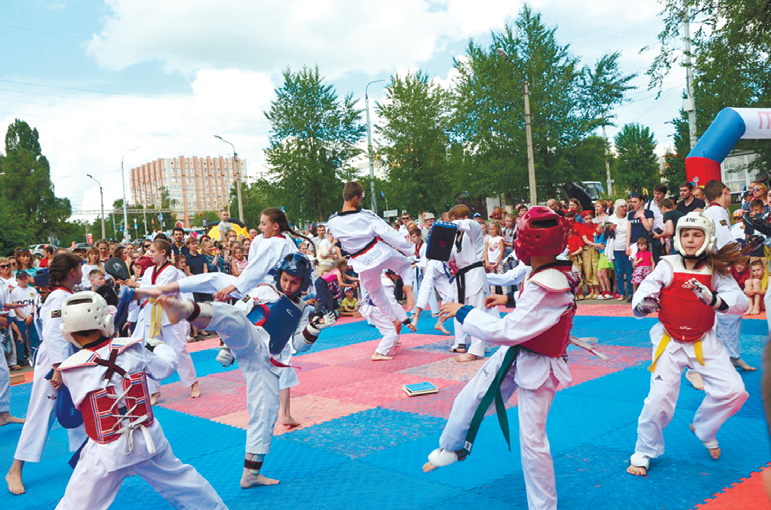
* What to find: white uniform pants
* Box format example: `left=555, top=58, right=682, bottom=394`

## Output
left=417, top=266, right=453, bottom=312
left=358, top=255, right=414, bottom=323
left=634, top=343, right=748, bottom=458
left=716, top=314, right=742, bottom=359
left=55, top=442, right=227, bottom=510
left=453, top=290, right=494, bottom=357
left=439, top=347, right=560, bottom=510
left=0, top=350, right=10, bottom=413
left=365, top=305, right=399, bottom=356
left=14, top=344, right=87, bottom=462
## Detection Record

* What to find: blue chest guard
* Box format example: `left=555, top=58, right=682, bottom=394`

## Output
left=246, top=292, right=304, bottom=355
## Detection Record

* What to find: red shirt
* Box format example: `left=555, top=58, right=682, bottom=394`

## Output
left=567, top=234, right=583, bottom=254
left=731, top=266, right=750, bottom=289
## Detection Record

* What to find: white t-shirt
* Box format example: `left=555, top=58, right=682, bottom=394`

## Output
left=10, top=286, right=37, bottom=318
left=608, top=214, right=629, bottom=250
left=486, top=235, right=505, bottom=265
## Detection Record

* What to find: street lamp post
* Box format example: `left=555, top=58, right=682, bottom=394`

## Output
left=121, top=146, right=139, bottom=243
left=496, top=48, right=538, bottom=206
left=214, top=135, right=244, bottom=222
left=365, top=79, right=385, bottom=214
left=86, top=174, right=106, bottom=240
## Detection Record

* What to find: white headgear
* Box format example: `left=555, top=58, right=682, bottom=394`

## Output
left=674, top=211, right=717, bottom=258
left=60, top=291, right=114, bottom=347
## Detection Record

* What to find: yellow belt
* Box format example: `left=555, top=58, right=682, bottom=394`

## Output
left=149, top=298, right=162, bottom=339
left=648, top=332, right=704, bottom=373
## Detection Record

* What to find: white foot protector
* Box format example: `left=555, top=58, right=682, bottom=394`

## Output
left=629, top=452, right=650, bottom=470
left=428, top=448, right=459, bottom=468
left=216, top=347, right=235, bottom=367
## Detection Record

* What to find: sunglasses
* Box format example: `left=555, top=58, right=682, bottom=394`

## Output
left=0, top=265, right=10, bottom=269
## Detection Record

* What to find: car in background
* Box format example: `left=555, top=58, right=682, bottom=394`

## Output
left=29, top=244, right=56, bottom=258
left=74, top=243, right=92, bottom=250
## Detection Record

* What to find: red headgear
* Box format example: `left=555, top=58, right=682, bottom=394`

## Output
left=514, top=206, right=571, bottom=265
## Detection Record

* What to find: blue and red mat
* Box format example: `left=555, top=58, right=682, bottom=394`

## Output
left=1, top=307, right=769, bottom=509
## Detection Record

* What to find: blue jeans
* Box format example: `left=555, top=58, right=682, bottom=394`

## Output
left=15, top=319, right=40, bottom=361
left=613, top=251, right=633, bottom=297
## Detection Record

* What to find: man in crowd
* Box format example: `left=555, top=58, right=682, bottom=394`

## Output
left=676, top=181, right=706, bottom=214
left=170, top=227, right=189, bottom=257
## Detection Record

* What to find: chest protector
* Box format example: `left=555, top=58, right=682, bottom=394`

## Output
left=245, top=285, right=304, bottom=355
left=658, top=256, right=715, bottom=343
left=518, top=262, right=578, bottom=358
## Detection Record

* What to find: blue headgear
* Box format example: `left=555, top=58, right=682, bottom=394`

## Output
left=33, top=268, right=50, bottom=288
left=273, top=252, right=313, bottom=298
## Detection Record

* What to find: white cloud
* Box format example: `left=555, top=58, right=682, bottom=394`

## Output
left=0, top=69, right=277, bottom=222
left=85, top=0, right=525, bottom=77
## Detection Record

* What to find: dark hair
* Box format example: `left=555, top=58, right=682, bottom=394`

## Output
left=448, top=204, right=470, bottom=219
left=43, top=245, right=55, bottom=255
left=343, top=181, right=364, bottom=201
left=750, top=198, right=765, bottom=209
left=261, top=207, right=316, bottom=256
left=703, top=180, right=727, bottom=202
left=154, top=233, right=168, bottom=241
left=16, top=249, right=33, bottom=269
left=112, top=245, right=124, bottom=259
left=49, top=253, right=83, bottom=288
left=679, top=181, right=693, bottom=190
left=654, top=183, right=668, bottom=194
left=173, top=227, right=185, bottom=235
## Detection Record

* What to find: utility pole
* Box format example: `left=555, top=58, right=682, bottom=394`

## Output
left=86, top=174, right=106, bottom=240
left=683, top=7, right=698, bottom=150
left=602, top=123, right=614, bottom=195
left=214, top=135, right=244, bottom=222
left=497, top=48, right=538, bottom=206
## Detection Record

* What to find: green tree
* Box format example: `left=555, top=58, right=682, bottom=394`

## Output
left=614, top=124, right=660, bottom=193
left=449, top=6, right=635, bottom=203
left=264, top=66, right=365, bottom=222
left=0, top=119, right=72, bottom=242
left=649, top=1, right=771, bottom=171
left=375, top=71, right=452, bottom=215
left=662, top=110, right=690, bottom=187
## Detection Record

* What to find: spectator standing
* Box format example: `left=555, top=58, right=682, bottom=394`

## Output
left=170, top=227, right=189, bottom=257
left=609, top=199, right=633, bottom=300
left=676, top=182, right=706, bottom=214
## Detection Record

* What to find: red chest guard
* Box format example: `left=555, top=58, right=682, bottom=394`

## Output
left=658, top=259, right=715, bottom=343
left=518, top=262, right=578, bottom=358
left=79, top=372, right=154, bottom=445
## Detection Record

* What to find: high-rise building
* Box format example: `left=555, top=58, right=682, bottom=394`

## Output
left=129, top=155, right=246, bottom=227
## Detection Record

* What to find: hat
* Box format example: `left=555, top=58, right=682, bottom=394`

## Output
left=733, top=209, right=744, bottom=218
left=424, top=212, right=435, bottom=220
left=472, top=213, right=482, bottom=219
left=16, top=271, right=29, bottom=279
left=581, top=210, right=594, bottom=218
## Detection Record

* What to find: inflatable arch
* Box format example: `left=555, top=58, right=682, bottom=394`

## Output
left=686, top=107, right=771, bottom=185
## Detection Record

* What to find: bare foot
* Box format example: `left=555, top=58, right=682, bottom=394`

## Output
left=371, top=353, right=393, bottom=361
left=732, top=358, right=757, bottom=371
left=282, top=417, right=301, bottom=428
left=422, top=461, right=439, bottom=473
left=626, top=465, right=647, bottom=476
left=156, top=297, right=191, bottom=324
left=685, top=370, right=704, bottom=391
left=240, top=470, right=279, bottom=489
left=690, top=423, right=721, bottom=459
left=151, top=392, right=162, bottom=405
left=455, top=353, right=479, bottom=363
left=434, top=324, right=450, bottom=335
left=6, top=467, right=25, bottom=495
left=0, top=412, right=25, bottom=426
left=190, top=381, right=201, bottom=399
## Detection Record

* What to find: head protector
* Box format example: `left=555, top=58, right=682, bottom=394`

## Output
left=60, top=291, right=114, bottom=348
left=514, top=206, right=571, bottom=265
left=273, top=252, right=313, bottom=298
left=674, top=211, right=717, bottom=259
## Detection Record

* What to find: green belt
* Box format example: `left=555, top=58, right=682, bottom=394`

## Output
left=462, top=346, right=519, bottom=456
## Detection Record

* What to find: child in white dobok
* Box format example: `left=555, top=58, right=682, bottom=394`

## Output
left=55, top=291, right=226, bottom=510
left=628, top=212, right=750, bottom=476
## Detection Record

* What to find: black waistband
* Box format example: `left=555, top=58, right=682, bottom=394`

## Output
left=456, top=260, right=484, bottom=277
left=350, top=237, right=380, bottom=258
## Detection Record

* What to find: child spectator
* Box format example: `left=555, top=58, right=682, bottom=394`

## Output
left=579, top=209, right=600, bottom=299
left=744, top=259, right=766, bottom=316
left=566, top=218, right=585, bottom=299
left=595, top=222, right=613, bottom=299
left=88, top=268, right=106, bottom=291
left=231, top=246, right=248, bottom=277
left=339, top=287, right=359, bottom=316
left=10, top=272, right=38, bottom=366
left=631, top=238, right=655, bottom=292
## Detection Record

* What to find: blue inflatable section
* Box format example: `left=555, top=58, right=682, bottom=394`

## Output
left=687, top=107, right=746, bottom=162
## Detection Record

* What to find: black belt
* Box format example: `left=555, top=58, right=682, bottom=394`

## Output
left=455, top=261, right=484, bottom=302
left=350, top=237, right=381, bottom=258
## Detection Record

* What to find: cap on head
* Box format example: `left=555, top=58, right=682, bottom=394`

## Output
left=513, top=206, right=571, bottom=265
left=60, top=291, right=114, bottom=348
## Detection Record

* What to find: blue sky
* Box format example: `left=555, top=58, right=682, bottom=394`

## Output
left=0, top=0, right=688, bottom=220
